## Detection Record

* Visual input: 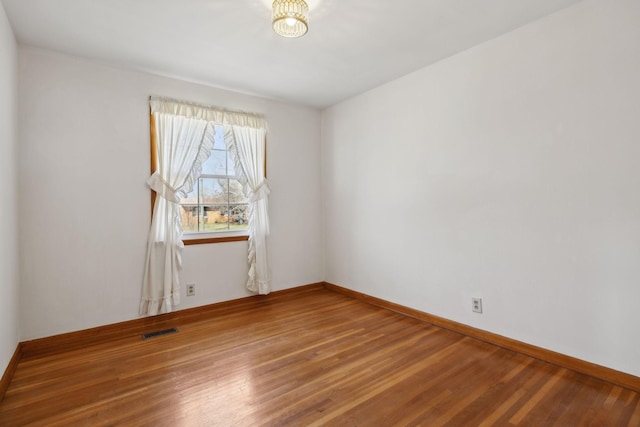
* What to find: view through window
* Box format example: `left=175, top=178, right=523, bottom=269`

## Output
left=180, top=126, right=248, bottom=233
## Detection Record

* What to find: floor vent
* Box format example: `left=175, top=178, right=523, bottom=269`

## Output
left=142, top=327, right=179, bottom=340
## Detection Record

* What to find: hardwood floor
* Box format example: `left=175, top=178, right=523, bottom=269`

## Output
left=1, top=286, right=639, bottom=426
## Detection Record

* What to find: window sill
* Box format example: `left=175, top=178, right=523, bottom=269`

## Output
left=182, top=231, right=249, bottom=245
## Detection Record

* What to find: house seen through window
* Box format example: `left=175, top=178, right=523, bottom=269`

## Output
left=180, top=125, right=248, bottom=233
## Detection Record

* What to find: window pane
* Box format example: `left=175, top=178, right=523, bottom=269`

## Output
left=213, top=125, right=225, bottom=150
left=202, top=149, right=226, bottom=175
left=176, top=127, right=251, bottom=236
left=201, top=152, right=216, bottom=175
left=215, top=150, right=228, bottom=175
left=227, top=152, right=236, bottom=176
left=203, top=205, right=229, bottom=231
left=180, top=205, right=199, bottom=232
left=228, top=179, right=247, bottom=203
left=200, top=178, right=226, bottom=204
left=229, top=204, right=249, bottom=230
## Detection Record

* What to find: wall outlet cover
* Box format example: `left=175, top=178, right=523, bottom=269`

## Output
left=472, top=297, right=483, bottom=313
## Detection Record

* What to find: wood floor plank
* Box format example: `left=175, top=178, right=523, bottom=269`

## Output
left=1, top=287, right=638, bottom=426
left=508, top=368, right=568, bottom=424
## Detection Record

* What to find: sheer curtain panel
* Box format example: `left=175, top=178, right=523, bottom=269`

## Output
left=226, top=125, right=271, bottom=294
left=140, top=109, right=215, bottom=315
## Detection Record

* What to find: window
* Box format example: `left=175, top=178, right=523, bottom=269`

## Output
left=149, top=113, right=267, bottom=246
left=144, top=96, right=271, bottom=309
left=180, top=125, right=249, bottom=238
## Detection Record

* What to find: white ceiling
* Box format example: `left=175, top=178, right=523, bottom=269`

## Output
left=2, top=0, right=582, bottom=108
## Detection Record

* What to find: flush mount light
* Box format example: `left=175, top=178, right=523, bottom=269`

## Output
left=272, top=0, right=309, bottom=38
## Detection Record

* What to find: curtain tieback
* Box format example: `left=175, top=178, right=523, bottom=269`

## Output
left=147, top=172, right=180, bottom=203
left=250, top=179, right=271, bottom=203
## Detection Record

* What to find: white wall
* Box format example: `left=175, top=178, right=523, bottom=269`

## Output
left=18, top=47, right=323, bottom=340
left=322, top=0, right=640, bottom=376
left=0, top=1, right=19, bottom=373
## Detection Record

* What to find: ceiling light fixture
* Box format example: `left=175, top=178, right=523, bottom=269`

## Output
left=272, top=0, right=309, bottom=38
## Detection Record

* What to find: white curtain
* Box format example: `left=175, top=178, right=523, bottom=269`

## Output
left=226, top=125, right=272, bottom=294
left=141, top=97, right=270, bottom=315
left=140, top=111, right=215, bottom=315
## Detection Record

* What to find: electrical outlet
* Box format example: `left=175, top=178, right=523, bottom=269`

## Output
left=186, top=284, right=196, bottom=296
left=472, top=297, right=483, bottom=313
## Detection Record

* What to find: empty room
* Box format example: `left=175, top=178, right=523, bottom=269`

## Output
left=1, top=0, right=639, bottom=425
